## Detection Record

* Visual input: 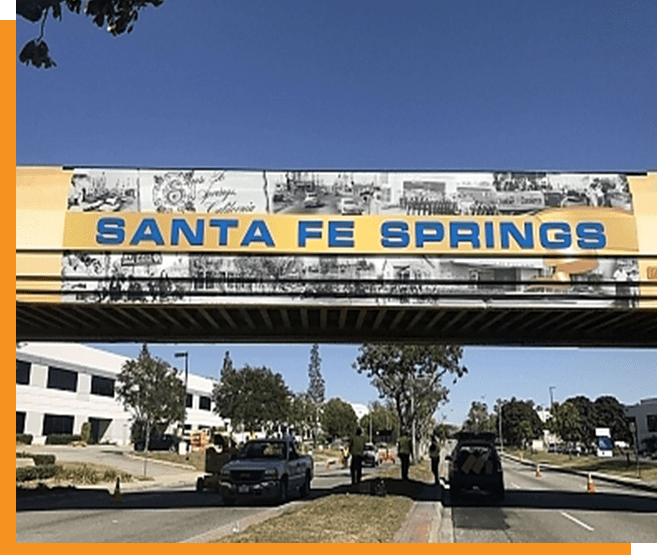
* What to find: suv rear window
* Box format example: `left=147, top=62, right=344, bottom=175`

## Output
left=454, top=444, right=498, bottom=474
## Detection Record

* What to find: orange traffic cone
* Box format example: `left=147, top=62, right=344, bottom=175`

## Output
left=586, top=473, right=595, bottom=493
left=113, top=477, right=122, bottom=503
left=535, top=463, right=541, bottom=478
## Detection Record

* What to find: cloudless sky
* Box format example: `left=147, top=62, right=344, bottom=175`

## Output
left=17, top=2, right=656, bottom=424
left=87, top=343, right=656, bottom=425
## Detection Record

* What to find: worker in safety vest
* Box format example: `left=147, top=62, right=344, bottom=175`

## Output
left=398, top=430, right=413, bottom=480
left=349, top=427, right=366, bottom=485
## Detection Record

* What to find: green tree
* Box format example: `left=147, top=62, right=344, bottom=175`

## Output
left=517, top=420, right=535, bottom=450
left=593, top=395, right=632, bottom=443
left=433, top=422, right=456, bottom=445
left=212, top=364, right=290, bottom=435
left=321, top=398, right=357, bottom=440
left=565, top=395, right=596, bottom=446
left=306, top=343, right=325, bottom=445
left=358, top=400, right=399, bottom=440
left=222, top=350, right=234, bottom=374
left=353, top=344, right=467, bottom=444
left=289, top=392, right=316, bottom=440
left=551, top=401, right=582, bottom=449
left=18, top=0, right=164, bottom=69
left=116, top=344, right=185, bottom=450
left=499, top=398, right=543, bottom=448
left=463, top=401, right=495, bottom=433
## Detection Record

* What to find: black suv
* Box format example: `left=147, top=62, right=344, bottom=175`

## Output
left=447, top=432, right=504, bottom=501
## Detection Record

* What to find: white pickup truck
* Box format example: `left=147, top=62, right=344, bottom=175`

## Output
left=219, top=438, right=313, bottom=505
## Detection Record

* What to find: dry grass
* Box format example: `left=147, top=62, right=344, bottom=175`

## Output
left=377, top=457, right=434, bottom=483
left=216, top=493, right=413, bottom=543
left=216, top=458, right=435, bottom=543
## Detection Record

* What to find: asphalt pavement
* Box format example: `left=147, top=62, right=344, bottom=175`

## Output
left=16, top=445, right=657, bottom=542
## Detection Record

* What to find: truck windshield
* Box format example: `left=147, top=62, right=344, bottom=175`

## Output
left=240, top=441, right=286, bottom=459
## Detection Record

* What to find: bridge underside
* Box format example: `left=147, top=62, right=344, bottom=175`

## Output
left=16, top=303, right=657, bottom=347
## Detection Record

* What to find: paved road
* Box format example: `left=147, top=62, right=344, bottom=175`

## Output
left=16, top=456, right=380, bottom=543
left=442, top=458, right=657, bottom=543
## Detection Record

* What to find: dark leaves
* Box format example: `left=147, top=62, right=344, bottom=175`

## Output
left=16, top=0, right=46, bottom=22
left=18, top=0, right=164, bottom=69
left=19, top=39, right=57, bottom=69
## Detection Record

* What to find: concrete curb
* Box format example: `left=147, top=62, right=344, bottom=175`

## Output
left=180, top=505, right=291, bottom=543
left=393, top=499, right=442, bottom=543
left=502, top=453, right=657, bottom=493
left=122, top=452, right=197, bottom=471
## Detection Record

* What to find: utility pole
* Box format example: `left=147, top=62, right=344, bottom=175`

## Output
left=549, top=386, right=556, bottom=412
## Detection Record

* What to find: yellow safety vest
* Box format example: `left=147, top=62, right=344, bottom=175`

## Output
left=351, top=435, right=365, bottom=456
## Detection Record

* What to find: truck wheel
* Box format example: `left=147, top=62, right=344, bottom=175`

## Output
left=300, top=473, right=311, bottom=498
left=196, top=477, right=204, bottom=493
left=277, top=478, right=288, bottom=504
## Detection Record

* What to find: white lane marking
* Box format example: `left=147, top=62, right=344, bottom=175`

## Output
left=560, top=511, right=594, bottom=531
left=509, top=482, right=521, bottom=489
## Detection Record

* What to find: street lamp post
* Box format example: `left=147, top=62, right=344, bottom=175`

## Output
left=175, top=351, right=189, bottom=449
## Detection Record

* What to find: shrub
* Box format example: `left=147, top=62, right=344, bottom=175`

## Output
left=53, top=464, right=133, bottom=485
left=45, top=434, right=82, bottom=445
left=31, top=454, right=57, bottom=466
left=16, top=452, right=56, bottom=465
left=81, top=422, right=92, bottom=444
left=16, top=464, right=59, bottom=482
left=16, top=434, right=33, bottom=445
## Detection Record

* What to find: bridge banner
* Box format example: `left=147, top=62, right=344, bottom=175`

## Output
left=16, top=168, right=657, bottom=308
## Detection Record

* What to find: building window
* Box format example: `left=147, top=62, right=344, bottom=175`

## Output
left=43, top=414, right=74, bottom=435
left=16, top=360, right=31, bottom=385
left=47, top=367, right=78, bottom=392
left=91, top=375, right=115, bottom=397
left=647, top=414, right=657, bottom=433
left=199, top=396, right=211, bottom=411
left=185, top=393, right=193, bottom=408
left=17, top=411, right=26, bottom=434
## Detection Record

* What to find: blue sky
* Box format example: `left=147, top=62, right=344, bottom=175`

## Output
left=17, top=2, right=656, bottom=424
left=85, top=342, right=656, bottom=425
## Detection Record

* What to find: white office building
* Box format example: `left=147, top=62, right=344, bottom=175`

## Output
left=625, top=398, right=657, bottom=453
left=16, top=342, right=226, bottom=445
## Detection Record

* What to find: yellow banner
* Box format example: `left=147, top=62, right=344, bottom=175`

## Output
left=62, top=209, right=638, bottom=256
